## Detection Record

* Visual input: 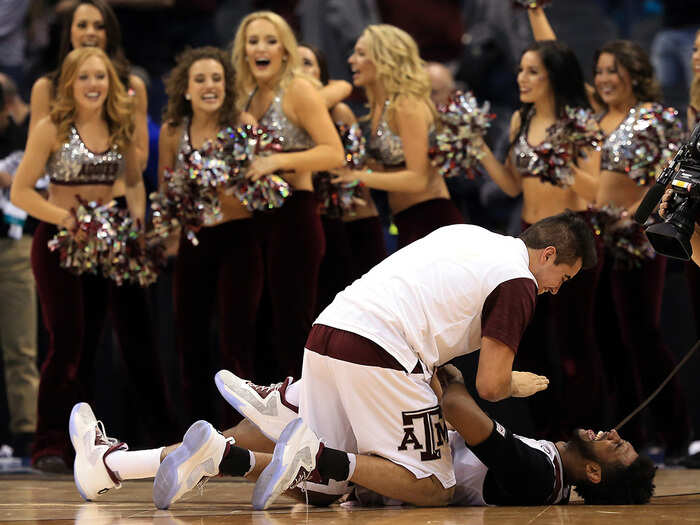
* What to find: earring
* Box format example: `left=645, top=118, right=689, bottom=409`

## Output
left=282, top=56, right=288, bottom=62
left=185, top=93, right=191, bottom=100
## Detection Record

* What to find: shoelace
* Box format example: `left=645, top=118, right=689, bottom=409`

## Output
left=195, top=476, right=210, bottom=497
left=290, top=466, right=312, bottom=489
left=94, top=421, right=120, bottom=447
left=193, top=436, right=234, bottom=498
left=249, top=381, right=283, bottom=397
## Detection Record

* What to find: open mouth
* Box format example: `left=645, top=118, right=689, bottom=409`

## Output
left=202, top=93, right=219, bottom=101
left=85, top=92, right=101, bottom=100
left=81, top=41, right=100, bottom=47
left=255, top=58, right=271, bottom=68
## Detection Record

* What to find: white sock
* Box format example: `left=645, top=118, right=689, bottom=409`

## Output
left=105, top=447, right=164, bottom=481
left=246, top=450, right=256, bottom=476
left=285, top=379, right=301, bottom=408
left=347, top=453, right=357, bottom=480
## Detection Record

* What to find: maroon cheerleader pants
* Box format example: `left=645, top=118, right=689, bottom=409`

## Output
left=174, top=218, right=263, bottom=428
left=31, top=222, right=175, bottom=465
left=393, top=198, right=464, bottom=249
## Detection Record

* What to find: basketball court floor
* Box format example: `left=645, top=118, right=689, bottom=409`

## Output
left=1, top=468, right=699, bottom=524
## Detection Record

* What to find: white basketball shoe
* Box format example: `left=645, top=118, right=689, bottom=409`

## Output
left=153, top=420, right=233, bottom=510
left=214, top=370, right=298, bottom=442
left=252, top=418, right=322, bottom=510
left=69, top=402, right=128, bottom=501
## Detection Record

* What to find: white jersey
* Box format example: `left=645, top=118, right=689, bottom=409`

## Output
left=450, top=430, right=570, bottom=506
left=315, top=225, right=537, bottom=374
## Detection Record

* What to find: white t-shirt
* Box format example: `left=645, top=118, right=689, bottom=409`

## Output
left=315, top=225, right=537, bottom=374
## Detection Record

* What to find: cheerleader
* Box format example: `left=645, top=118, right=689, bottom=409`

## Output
left=159, top=47, right=261, bottom=428
left=231, top=11, right=344, bottom=379
left=530, top=5, right=691, bottom=454
left=476, top=35, right=605, bottom=440
left=299, top=44, right=386, bottom=312
left=25, top=0, right=177, bottom=467
left=332, top=24, right=464, bottom=248
left=11, top=48, right=146, bottom=472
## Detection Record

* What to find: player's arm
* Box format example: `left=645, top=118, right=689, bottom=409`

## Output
left=475, top=336, right=516, bottom=401
left=440, top=366, right=558, bottom=505
left=476, top=278, right=546, bottom=401
left=439, top=365, right=494, bottom=445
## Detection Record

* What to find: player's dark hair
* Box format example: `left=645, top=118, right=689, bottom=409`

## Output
left=573, top=455, right=656, bottom=504
left=520, top=210, right=597, bottom=269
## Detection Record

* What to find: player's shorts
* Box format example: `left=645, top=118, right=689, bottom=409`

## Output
left=299, top=324, right=456, bottom=492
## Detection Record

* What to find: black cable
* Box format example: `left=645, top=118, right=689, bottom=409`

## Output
left=614, top=339, right=700, bottom=431
left=653, top=492, right=700, bottom=498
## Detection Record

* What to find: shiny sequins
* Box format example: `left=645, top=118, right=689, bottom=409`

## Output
left=47, top=126, right=123, bottom=185
left=600, top=103, right=684, bottom=185
left=367, top=100, right=437, bottom=167
left=430, top=90, right=495, bottom=179
left=512, top=106, right=603, bottom=187
left=258, top=91, right=315, bottom=152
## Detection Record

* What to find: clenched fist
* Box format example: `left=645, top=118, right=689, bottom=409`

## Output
left=511, top=371, right=549, bottom=397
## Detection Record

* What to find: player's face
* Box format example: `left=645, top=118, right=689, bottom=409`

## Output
left=575, top=428, right=639, bottom=467
left=186, top=58, right=225, bottom=115
left=594, top=52, right=636, bottom=107
left=534, top=249, right=581, bottom=295
left=245, top=19, right=286, bottom=84
left=517, top=50, right=552, bottom=104
left=71, top=4, right=107, bottom=51
left=299, top=46, right=321, bottom=81
left=348, top=36, right=377, bottom=88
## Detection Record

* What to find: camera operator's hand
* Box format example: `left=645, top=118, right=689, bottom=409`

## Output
left=659, top=187, right=675, bottom=219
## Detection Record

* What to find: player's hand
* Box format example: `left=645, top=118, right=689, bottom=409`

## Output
left=436, top=364, right=465, bottom=390
left=511, top=371, right=549, bottom=397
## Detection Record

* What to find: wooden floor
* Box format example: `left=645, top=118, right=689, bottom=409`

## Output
left=1, top=469, right=699, bottom=525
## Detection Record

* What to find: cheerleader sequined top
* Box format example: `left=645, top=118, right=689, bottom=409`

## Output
left=174, top=117, right=207, bottom=170
left=367, top=100, right=436, bottom=168
left=510, top=108, right=544, bottom=180
left=248, top=88, right=315, bottom=152
left=599, top=103, right=683, bottom=185
left=46, top=125, right=124, bottom=185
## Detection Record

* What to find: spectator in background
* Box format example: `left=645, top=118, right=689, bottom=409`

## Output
left=112, top=0, right=219, bottom=123
left=650, top=0, right=700, bottom=110
left=0, top=82, right=39, bottom=461
left=0, top=74, right=30, bottom=129
left=425, top=61, right=519, bottom=233
left=0, top=0, right=31, bottom=95
left=425, top=62, right=455, bottom=107
left=425, top=61, right=474, bottom=224
left=298, top=0, right=380, bottom=84
left=377, top=0, right=463, bottom=63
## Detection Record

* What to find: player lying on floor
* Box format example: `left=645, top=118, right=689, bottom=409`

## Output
left=68, top=367, right=655, bottom=508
